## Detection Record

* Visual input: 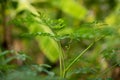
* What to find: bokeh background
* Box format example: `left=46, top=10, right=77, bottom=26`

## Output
left=0, top=0, right=120, bottom=80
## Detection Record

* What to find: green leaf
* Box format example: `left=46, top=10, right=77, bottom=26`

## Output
left=16, top=0, right=39, bottom=16
left=51, top=0, right=87, bottom=20
left=29, top=24, right=61, bottom=62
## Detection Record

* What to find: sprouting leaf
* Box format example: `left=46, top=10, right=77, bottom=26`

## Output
left=39, top=14, right=66, bottom=31
left=51, top=0, right=87, bottom=20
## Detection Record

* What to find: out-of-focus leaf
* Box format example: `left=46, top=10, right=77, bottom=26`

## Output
left=16, top=0, right=39, bottom=16
left=51, top=0, right=87, bottom=20
left=57, top=27, right=73, bottom=35
left=0, top=50, right=14, bottom=57
left=29, top=23, right=61, bottom=62
left=105, top=4, right=120, bottom=25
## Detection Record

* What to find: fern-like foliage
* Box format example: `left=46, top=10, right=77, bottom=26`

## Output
left=102, top=48, right=120, bottom=66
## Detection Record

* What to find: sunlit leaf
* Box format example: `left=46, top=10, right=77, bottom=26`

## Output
left=51, top=0, right=87, bottom=20
left=16, top=0, right=39, bottom=16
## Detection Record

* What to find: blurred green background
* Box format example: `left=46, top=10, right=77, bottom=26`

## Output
left=0, top=0, right=120, bottom=80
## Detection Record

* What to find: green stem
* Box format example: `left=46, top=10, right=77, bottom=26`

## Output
left=63, top=42, right=94, bottom=77
left=63, top=36, right=105, bottom=78
left=57, top=41, right=65, bottom=78
left=59, top=54, right=62, bottom=77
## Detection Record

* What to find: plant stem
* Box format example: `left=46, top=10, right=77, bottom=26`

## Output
left=57, top=41, right=65, bottom=78
left=63, top=42, right=94, bottom=78
left=62, top=36, right=105, bottom=78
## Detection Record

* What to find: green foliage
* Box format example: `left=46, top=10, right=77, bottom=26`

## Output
left=102, top=48, right=120, bottom=65
left=4, top=64, right=65, bottom=80
left=10, top=11, right=120, bottom=78
left=2, top=11, right=119, bottom=79
left=0, top=50, right=30, bottom=71
left=10, top=11, right=63, bottom=62
left=0, top=0, right=120, bottom=80
left=39, top=14, right=66, bottom=31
